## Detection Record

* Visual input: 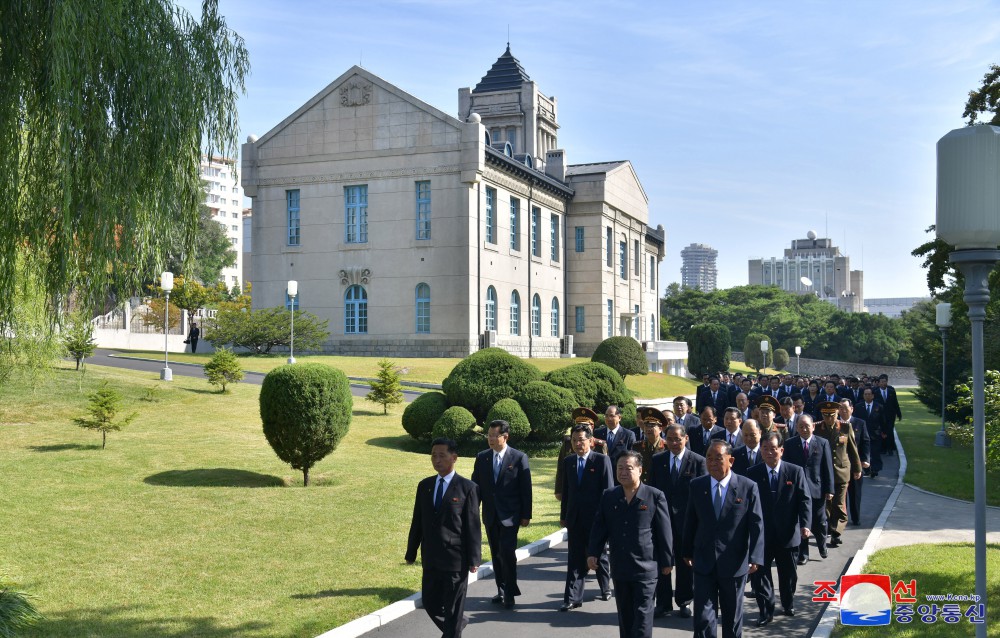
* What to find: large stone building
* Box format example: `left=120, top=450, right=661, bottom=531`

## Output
left=201, top=156, right=245, bottom=289
left=680, top=242, right=718, bottom=291
left=241, top=48, right=664, bottom=357
left=748, top=231, right=863, bottom=312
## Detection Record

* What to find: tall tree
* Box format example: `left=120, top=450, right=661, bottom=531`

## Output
left=164, top=204, right=238, bottom=285
left=0, top=0, right=248, bottom=331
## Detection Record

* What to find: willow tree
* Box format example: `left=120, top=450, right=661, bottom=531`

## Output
left=0, top=0, right=249, bottom=330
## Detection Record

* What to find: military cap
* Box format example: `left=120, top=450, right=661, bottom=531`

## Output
left=818, top=400, right=841, bottom=415
left=572, top=407, right=599, bottom=425
left=637, top=406, right=667, bottom=427
left=755, top=395, right=780, bottom=412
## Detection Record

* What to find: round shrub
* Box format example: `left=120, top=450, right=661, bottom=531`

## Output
left=773, top=348, right=790, bottom=371
left=401, top=391, right=449, bottom=440
left=515, top=381, right=576, bottom=442
left=744, top=332, right=772, bottom=371
left=432, top=406, right=477, bottom=441
left=260, top=363, right=353, bottom=486
left=591, top=336, right=649, bottom=379
left=485, top=398, right=531, bottom=441
left=686, top=323, right=732, bottom=377
left=546, top=361, right=636, bottom=427
left=442, top=347, right=542, bottom=422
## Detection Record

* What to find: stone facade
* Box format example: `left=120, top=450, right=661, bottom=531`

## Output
left=242, top=49, right=664, bottom=358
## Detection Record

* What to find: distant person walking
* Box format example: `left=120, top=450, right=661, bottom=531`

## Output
left=186, top=322, right=200, bottom=353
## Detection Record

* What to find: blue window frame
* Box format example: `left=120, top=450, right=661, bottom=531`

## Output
left=551, top=297, right=560, bottom=337
left=486, top=286, right=497, bottom=331
left=415, top=283, right=430, bottom=333
left=634, top=304, right=640, bottom=338
left=634, top=239, right=640, bottom=278
left=606, top=227, right=612, bottom=267
left=510, top=198, right=520, bottom=251
left=287, top=190, right=300, bottom=246
left=510, top=290, right=520, bottom=335
left=285, top=292, right=299, bottom=311
left=607, top=299, right=613, bottom=337
left=416, top=181, right=431, bottom=240
left=650, top=256, right=656, bottom=290
left=345, top=285, right=368, bottom=334
left=619, top=241, right=627, bottom=279
left=650, top=314, right=656, bottom=341
left=486, top=188, right=496, bottom=244
left=550, top=214, right=560, bottom=261
left=531, top=207, right=540, bottom=257
left=575, top=226, right=584, bottom=252
left=345, top=185, right=368, bottom=243
left=531, top=294, right=541, bottom=336
left=575, top=306, right=585, bottom=333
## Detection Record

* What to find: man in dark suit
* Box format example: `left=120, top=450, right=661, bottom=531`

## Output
left=783, top=414, right=834, bottom=564
left=858, top=387, right=884, bottom=475
left=682, top=440, right=765, bottom=638
left=694, top=374, right=712, bottom=414
left=732, top=419, right=763, bottom=476
left=734, top=392, right=752, bottom=423
left=712, top=407, right=745, bottom=450
left=687, top=407, right=724, bottom=457
left=746, top=432, right=812, bottom=625
left=595, top=405, right=637, bottom=482
left=649, top=423, right=707, bottom=619
left=673, top=396, right=701, bottom=429
left=560, top=419, right=614, bottom=611
left=697, top=376, right=731, bottom=416
left=840, top=398, right=871, bottom=526
left=875, top=375, right=903, bottom=455
left=589, top=450, right=673, bottom=638
left=406, top=438, right=482, bottom=638
left=471, top=420, right=532, bottom=609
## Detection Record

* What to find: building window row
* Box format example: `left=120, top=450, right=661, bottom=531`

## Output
left=484, top=286, right=560, bottom=338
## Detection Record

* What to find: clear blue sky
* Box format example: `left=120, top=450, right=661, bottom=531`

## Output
left=185, top=0, right=1000, bottom=299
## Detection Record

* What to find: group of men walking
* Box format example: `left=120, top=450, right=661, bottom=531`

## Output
left=404, top=371, right=902, bottom=638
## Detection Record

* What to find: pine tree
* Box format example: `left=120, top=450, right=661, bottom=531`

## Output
left=62, top=312, right=98, bottom=371
left=74, top=384, right=137, bottom=449
left=204, top=347, right=244, bottom=392
left=366, top=359, right=404, bottom=415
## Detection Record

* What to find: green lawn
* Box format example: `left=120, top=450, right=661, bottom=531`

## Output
left=832, top=543, right=1000, bottom=637
left=0, top=363, right=564, bottom=638
left=113, top=350, right=699, bottom=400
left=895, top=391, right=1000, bottom=506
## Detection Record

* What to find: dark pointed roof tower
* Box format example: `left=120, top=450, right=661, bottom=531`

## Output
left=472, top=45, right=531, bottom=93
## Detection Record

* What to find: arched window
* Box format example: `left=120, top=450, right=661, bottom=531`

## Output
left=485, top=286, right=497, bottom=332
left=551, top=298, right=560, bottom=337
left=531, top=294, right=541, bottom=337
left=415, top=283, right=430, bottom=334
left=510, top=290, right=520, bottom=336
left=345, top=285, right=367, bottom=334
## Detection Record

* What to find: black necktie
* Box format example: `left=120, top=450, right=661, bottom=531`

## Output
left=434, top=477, right=445, bottom=510
left=770, top=469, right=778, bottom=493
left=671, top=456, right=679, bottom=481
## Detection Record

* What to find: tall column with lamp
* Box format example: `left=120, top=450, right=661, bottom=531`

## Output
left=936, top=124, right=1000, bottom=638
left=935, top=302, right=952, bottom=447
left=287, top=280, right=298, bottom=364
left=160, top=271, right=173, bottom=381
left=760, top=339, right=769, bottom=372
left=795, top=345, right=801, bottom=375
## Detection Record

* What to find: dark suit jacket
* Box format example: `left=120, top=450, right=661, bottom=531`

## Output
left=649, top=449, right=707, bottom=535
left=561, top=452, right=614, bottom=527
left=731, top=446, right=760, bottom=477
left=746, top=461, right=811, bottom=548
left=711, top=428, right=745, bottom=451
left=471, top=446, right=532, bottom=527
left=682, top=473, right=765, bottom=577
left=687, top=424, right=724, bottom=457
left=782, top=435, right=834, bottom=498
left=874, top=386, right=902, bottom=422
left=406, top=473, right=482, bottom=572
left=695, top=385, right=712, bottom=414
left=855, top=401, right=884, bottom=441
left=594, top=426, right=637, bottom=469
left=588, top=483, right=673, bottom=581
left=697, top=388, right=731, bottom=415
left=848, top=416, right=871, bottom=465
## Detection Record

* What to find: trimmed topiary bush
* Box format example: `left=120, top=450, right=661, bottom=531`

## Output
left=743, top=332, right=772, bottom=371
left=686, top=322, right=732, bottom=377
left=486, top=398, right=531, bottom=441
left=773, top=348, right=790, bottom=371
left=432, top=406, right=477, bottom=441
left=442, top=347, right=542, bottom=422
left=591, top=336, right=648, bottom=380
left=260, top=363, right=353, bottom=486
left=402, top=391, right=449, bottom=440
left=545, top=361, right=636, bottom=427
left=515, top=381, right=576, bottom=442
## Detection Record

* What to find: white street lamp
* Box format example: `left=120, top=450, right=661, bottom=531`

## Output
left=795, top=345, right=802, bottom=375
left=760, top=339, right=769, bottom=372
left=936, top=124, right=1000, bottom=638
left=935, top=302, right=952, bottom=448
left=160, top=271, right=173, bottom=381
left=287, top=280, right=298, bottom=364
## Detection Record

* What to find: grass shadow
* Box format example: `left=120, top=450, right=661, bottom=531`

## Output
left=291, top=586, right=414, bottom=601
left=182, top=387, right=220, bottom=395
left=28, top=443, right=102, bottom=452
left=352, top=408, right=390, bottom=417
left=144, top=468, right=285, bottom=488
left=20, top=604, right=269, bottom=638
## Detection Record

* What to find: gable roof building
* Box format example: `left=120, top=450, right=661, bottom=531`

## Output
left=241, top=49, right=665, bottom=358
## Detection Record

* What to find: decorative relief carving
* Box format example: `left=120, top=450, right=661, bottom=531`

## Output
left=339, top=267, right=371, bottom=286
left=341, top=80, right=371, bottom=107
left=257, top=165, right=460, bottom=187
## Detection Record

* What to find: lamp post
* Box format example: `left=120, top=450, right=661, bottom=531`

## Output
left=935, top=302, right=952, bottom=447
left=760, top=339, right=769, bottom=372
left=795, top=345, right=802, bottom=375
left=287, top=280, right=298, bottom=364
left=160, top=271, right=173, bottom=381
left=936, top=125, right=1000, bottom=638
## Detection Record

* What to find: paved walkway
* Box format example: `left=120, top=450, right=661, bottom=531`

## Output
left=876, top=483, right=1000, bottom=550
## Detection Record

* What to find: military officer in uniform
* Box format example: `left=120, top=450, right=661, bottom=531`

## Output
left=814, top=401, right=861, bottom=548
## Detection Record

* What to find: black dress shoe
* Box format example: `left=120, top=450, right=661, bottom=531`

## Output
left=871, top=471, right=878, bottom=478
left=654, top=606, right=671, bottom=618
left=757, top=613, right=773, bottom=627
left=490, top=594, right=504, bottom=604
left=675, top=605, right=692, bottom=618
left=797, top=556, right=808, bottom=565
left=783, top=607, right=796, bottom=617
left=820, top=549, right=829, bottom=558
left=829, top=537, right=842, bottom=548
left=559, top=602, right=581, bottom=612
left=598, top=591, right=612, bottom=601
left=744, top=590, right=755, bottom=598
left=504, top=598, right=515, bottom=609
